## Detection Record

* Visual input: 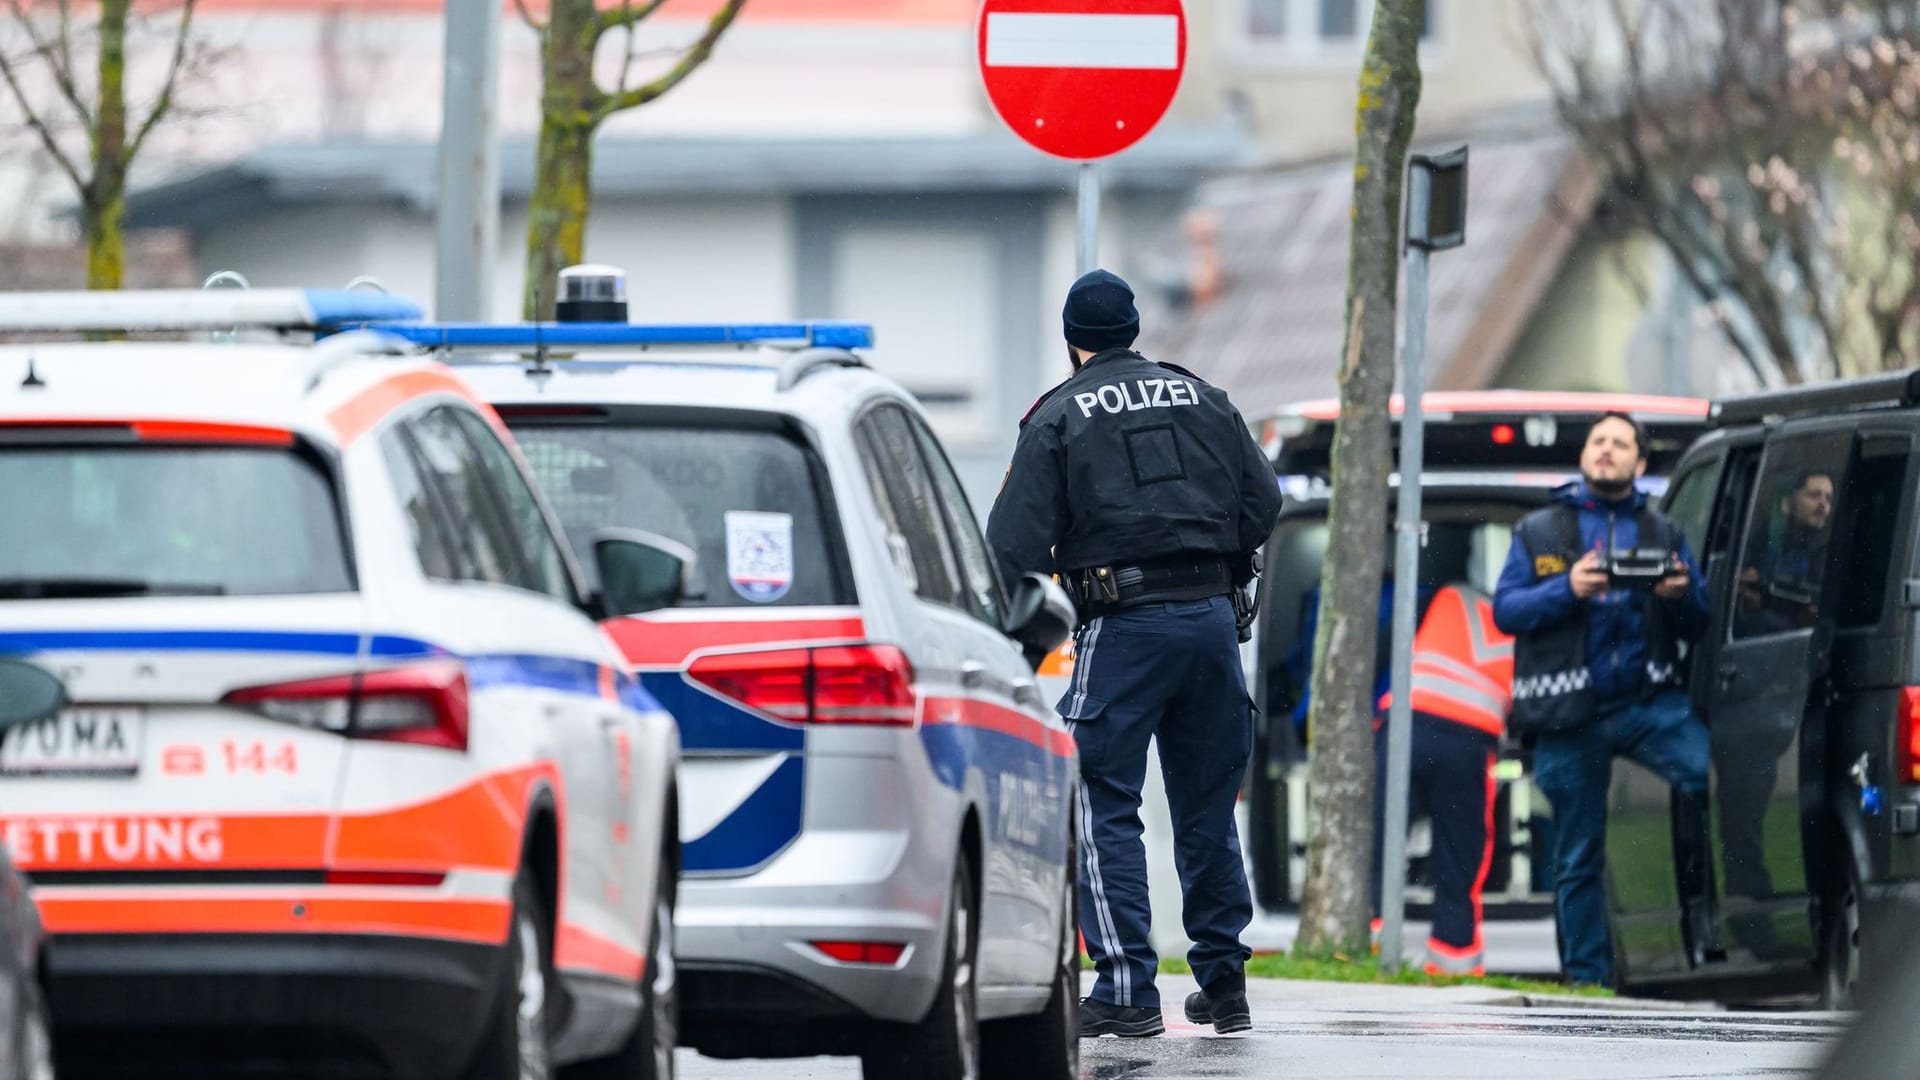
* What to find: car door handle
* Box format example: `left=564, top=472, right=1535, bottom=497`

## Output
left=1012, top=678, right=1041, bottom=708
left=1717, top=662, right=1739, bottom=686
left=961, top=660, right=988, bottom=689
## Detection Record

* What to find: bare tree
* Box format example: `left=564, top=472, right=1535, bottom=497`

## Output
left=520, top=0, right=746, bottom=318
left=0, top=0, right=208, bottom=289
left=1526, top=0, right=1920, bottom=383
left=1294, top=0, right=1426, bottom=958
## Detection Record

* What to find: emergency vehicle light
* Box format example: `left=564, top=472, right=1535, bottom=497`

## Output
left=347, top=321, right=875, bottom=351
left=0, top=289, right=424, bottom=333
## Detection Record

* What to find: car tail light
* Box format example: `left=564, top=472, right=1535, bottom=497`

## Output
left=687, top=644, right=915, bottom=727
left=811, top=940, right=907, bottom=965
left=1900, top=688, right=1920, bottom=783
left=222, top=661, right=470, bottom=750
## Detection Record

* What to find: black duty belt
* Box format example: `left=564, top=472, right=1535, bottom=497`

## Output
left=1074, top=556, right=1233, bottom=616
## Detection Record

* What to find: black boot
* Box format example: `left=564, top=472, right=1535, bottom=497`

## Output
left=1079, top=997, right=1165, bottom=1038
left=1183, top=989, right=1253, bottom=1034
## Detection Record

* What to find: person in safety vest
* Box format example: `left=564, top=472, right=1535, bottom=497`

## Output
left=1371, top=580, right=1513, bottom=976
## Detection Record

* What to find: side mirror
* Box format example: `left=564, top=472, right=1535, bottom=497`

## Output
left=592, top=528, right=705, bottom=618
left=1005, top=573, right=1076, bottom=671
left=0, top=656, right=65, bottom=733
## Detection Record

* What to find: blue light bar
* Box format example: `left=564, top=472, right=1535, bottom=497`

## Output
left=346, top=321, right=875, bottom=351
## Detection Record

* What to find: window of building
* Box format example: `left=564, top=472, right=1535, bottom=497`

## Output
left=1242, top=0, right=1437, bottom=55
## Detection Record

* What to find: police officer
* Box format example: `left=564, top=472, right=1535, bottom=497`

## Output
left=1492, top=411, right=1710, bottom=988
left=987, top=269, right=1282, bottom=1038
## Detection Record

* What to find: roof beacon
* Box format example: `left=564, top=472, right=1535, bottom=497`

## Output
left=556, top=265, right=628, bottom=324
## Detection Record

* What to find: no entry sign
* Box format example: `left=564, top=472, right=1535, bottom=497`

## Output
left=977, top=0, right=1188, bottom=161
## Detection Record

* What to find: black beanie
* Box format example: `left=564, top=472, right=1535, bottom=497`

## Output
left=1062, top=269, right=1140, bottom=353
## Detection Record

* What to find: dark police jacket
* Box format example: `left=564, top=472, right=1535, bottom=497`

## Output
left=985, top=348, right=1282, bottom=591
left=1492, top=483, right=1707, bottom=735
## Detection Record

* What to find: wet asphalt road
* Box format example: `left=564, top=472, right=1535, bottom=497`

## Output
left=676, top=974, right=1849, bottom=1080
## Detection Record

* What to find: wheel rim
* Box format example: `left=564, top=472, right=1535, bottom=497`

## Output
left=1828, top=886, right=1860, bottom=1008
left=653, top=892, right=678, bottom=1078
left=953, top=883, right=979, bottom=1080
left=515, top=910, right=552, bottom=1080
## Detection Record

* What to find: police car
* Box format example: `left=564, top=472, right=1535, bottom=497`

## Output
left=0, top=289, right=681, bottom=1078
left=1244, top=392, right=1710, bottom=920
left=358, top=266, right=1080, bottom=1080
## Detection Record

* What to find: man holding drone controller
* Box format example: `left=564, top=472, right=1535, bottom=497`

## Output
left=1492, top=411, right=1712, bottom=989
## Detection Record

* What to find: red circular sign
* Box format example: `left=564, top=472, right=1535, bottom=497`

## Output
left=977, top=0, right=1187, bottom=162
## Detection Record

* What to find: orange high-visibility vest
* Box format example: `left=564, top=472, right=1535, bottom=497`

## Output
left=1378, top=585, right=1514, bottom=737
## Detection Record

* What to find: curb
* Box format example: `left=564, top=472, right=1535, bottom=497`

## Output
left=1506, top=993, right=1722, bottom=1013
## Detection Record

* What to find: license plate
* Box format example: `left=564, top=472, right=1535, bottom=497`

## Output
left=0, top=707, right=145, bottom=776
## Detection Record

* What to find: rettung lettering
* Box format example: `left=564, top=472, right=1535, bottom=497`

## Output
left=2, top=816, right=225, bottom=866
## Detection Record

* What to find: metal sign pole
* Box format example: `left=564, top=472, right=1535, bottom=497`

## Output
left=1077, top=161, right=1102, bottom=274
left=1379, top=165, right=1434, bottom=976
left=435, top=0, right=502, bottom=322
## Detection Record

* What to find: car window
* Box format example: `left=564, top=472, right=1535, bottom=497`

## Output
left=858, top=405, right=964, bottom=610
left=509, top=421, right=854, bottom=609
left=380, top=428, right=461, bottom=582
left=0, top=445, right=351, bottom=597
left=406, top=408, right=519, bottom=588
left=448, top=410, right=575, bottom=603
left=1660, top=455, right=1725, bottom=559
left=906, top=412, right=1006, bottom=628
left=1732, top=435, right=1850, bottom=640
left=1833, top=437, right=1910, bottom=629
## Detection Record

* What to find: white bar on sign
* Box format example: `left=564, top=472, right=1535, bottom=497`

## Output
left=984, top=13, right=1179, bottom=70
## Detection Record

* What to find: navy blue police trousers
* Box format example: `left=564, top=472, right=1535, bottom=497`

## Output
left=1059, top=595, right=1254, bottom=1009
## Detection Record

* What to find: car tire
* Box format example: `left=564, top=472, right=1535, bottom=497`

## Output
left=564, top=849, right=679, bottom=1080
left=1819, top=865, right=1862, bottom=1011
left=981, top=812, right=1078, bottom=1080
left=19, top=972, right=53, bottom=1080
left=861, top=850, right=979, bottom=1080
left=464, top=876, right=556, bottom=1080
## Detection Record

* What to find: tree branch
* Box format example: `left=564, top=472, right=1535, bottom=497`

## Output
left=128, top=0, right=198, bottom=161
left=598, top=0, right=743, bottom=118
left=598, top=0, right=670, bottom=36
left=8, top=0, right=92, bottom=123
left=0, top=41, right=84, bottom=194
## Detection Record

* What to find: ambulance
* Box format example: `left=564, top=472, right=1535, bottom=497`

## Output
left=0, top=289, right=681, bottom=1079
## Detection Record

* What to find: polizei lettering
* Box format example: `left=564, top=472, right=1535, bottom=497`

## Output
left=1074, top=377, right=1199, bottom=419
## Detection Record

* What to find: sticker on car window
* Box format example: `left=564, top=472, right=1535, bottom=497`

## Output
left=726, top=510, right=794, bottom=603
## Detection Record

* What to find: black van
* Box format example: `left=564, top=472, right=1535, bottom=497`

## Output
left=1601, top=371, right=1920, bottom=1007
left=1245, top=392, right=1709, bottom=918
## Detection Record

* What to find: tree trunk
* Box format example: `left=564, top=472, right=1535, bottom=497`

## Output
left=523, top=0, right=603, bottom=319
left=88, top=0, right=131, bottom=290
left=1294, top=0, right=1426, bottom=959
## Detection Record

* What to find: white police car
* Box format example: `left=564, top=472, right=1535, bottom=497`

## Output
left=0, top=289, right=681, bottom=1079
left=358, top=267, right=1080, bottom=1080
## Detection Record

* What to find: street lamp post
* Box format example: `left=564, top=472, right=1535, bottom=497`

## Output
left=1380, top=145, right=1469, bottom=976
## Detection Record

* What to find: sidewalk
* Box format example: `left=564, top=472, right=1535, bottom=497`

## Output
left=1086, top=971, right=1725, bottom=1020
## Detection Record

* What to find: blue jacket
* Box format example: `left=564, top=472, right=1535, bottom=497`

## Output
left=1493, top=482, right=1710, bottom=710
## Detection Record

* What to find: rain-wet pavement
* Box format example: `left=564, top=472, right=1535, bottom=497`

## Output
left=676, top=973, right=1850, bottom=1079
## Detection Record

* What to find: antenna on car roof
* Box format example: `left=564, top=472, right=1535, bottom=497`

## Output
left=528, top=273, right=551, bottom=384
left=19, top=356, right=43, bottom=389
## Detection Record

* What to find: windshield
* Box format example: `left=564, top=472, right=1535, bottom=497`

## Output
left=1260, top=505, right=1528, bottom=740
left=0, top=445, right=353, bottom=598
left=508, top=421, right=854, bottom=610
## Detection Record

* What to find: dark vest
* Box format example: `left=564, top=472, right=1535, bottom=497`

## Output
left=1508, top=504, right=1684, bottom=736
